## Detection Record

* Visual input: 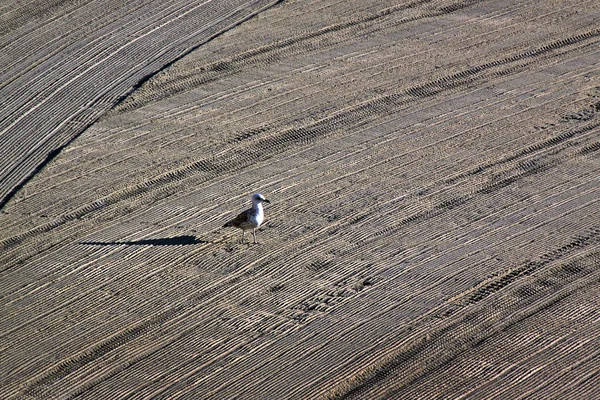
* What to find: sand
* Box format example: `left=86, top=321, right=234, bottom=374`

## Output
left=1, top=0, right=599, bottom=398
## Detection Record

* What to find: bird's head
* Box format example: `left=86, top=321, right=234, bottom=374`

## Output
left=251, top=193, right=270, bottom=204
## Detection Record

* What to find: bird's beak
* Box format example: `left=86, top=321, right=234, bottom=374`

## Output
left=264, top=199, right=271, bottom=204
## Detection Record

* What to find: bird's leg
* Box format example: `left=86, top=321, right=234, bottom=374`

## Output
left=241, top=230, right=245, bottom=244
left=252, top=228, right=257, bottom=244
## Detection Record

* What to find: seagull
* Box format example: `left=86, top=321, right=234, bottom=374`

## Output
left=223, top=193, right=270, bottom=244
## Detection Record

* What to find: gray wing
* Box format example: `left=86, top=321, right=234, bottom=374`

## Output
left=223, top=208, right=251, bottom=228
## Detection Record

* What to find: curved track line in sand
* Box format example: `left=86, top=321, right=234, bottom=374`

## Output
left=2, top=0, right=600, bottom=398
left=0, top=0, right=282, bottom=208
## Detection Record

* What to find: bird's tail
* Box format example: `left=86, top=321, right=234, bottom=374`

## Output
left=223, top=221, right=232, bottom=228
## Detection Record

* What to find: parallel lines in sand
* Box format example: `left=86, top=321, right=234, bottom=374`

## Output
left=129, top=79, right=600, bottom=392
left=4, top=242, right=226, bottom=396
left=201, top=186, right=600, bottom=399
left=316, top=272, right=600, bottom=398
left=3, top=30, right=598, bottom=257
left=0, top=1, right=77, bottom=37
left=308, top=178, right=600, bottom=291
left=319, top=250, right=600, bottom=400
left=84, top=0, right=576, bottom=158
left=450, top=325, right=600, bottom=399
left=0, top=154, right=580, bottom=388
left=543, top=349, right=600, bottom=399
left=114, top=0, right=584, bottom=113
left=3, top=1, right=600, bottom=396
left=0, top=0, right=283, bottom=204
left=101, top=0, right=589, bottom=151
left=111, top=0, right=455, bottom=112
left=2, top=0, right=596, bottom=211
left=364, top=127, right=600, bottom=240
left=2, top=67, right=596, bottom=312
left=7, top=0, right=592, bottom=222
left=5, top=147, right=600, bottom=396
left=397, top=254, right=600, bottom=400
left=23, top=159, right=596, bottom=396
left=1, top=0, right=185, bottom=136
left=0, top=0, right=265, bottom=118
left=0, top=84, right=592, bottom=308
left=2, top=54, right=596, bottom=300
left=266, top=104, right=600, bottom=264
left=463, top=227, right=600, bottom=305
left=294, top=101, right=600, bottom=236
left=77, top=0, right=523, bottom=146
left=199, top=247, right=600, bottom=395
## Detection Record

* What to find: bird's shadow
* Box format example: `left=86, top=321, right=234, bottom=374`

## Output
left=80, top=235, right=208, bottom=246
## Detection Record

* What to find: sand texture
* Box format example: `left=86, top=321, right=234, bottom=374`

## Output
left=1, top=0, right=600, bottom=398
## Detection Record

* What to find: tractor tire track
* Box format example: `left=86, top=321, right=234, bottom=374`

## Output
left=2, top=0, right=600, bottom=398
left=0, top=0, right=283, bottom=208
left=2, top=27, right=598, bottom=257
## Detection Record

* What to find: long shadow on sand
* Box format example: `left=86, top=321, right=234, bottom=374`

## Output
left=80, top=235, right=208, bottom=246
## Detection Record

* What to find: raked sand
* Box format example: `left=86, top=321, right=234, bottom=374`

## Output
left=1, top=1, right=600, bottom=398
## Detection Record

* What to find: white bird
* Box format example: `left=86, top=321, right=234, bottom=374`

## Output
left=223, top=193, right=270, bottom=244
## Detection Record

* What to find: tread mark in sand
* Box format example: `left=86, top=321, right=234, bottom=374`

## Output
left=114, top=0, right=493, bottom=111
left=3, top=29, right=599, bottom=258
left=465, top=227, right=600, bottom=305
left=322, top=244, right=600, bottom=400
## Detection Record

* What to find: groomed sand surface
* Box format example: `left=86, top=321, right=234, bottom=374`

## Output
left=1, top=1, right=600, bottom=398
